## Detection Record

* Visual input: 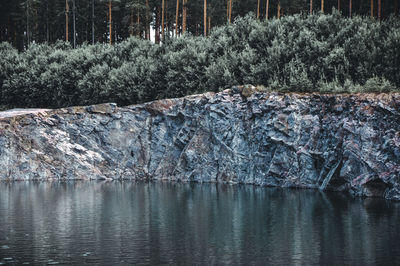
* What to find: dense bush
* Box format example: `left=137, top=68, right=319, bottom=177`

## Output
left=0, top=12, right=399, bottom=109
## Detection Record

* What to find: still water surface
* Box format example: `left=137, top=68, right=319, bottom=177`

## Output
left=0, top=182, right=399, bottom=265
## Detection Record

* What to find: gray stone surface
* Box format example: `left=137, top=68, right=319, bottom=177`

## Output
left=0, top=89, right=399, bottom=200
left=0, top=108, right=50, bottom=118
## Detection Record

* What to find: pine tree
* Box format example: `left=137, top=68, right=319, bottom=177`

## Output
left=162, top=0, right=165, bottom=41
left=204, top=0, right=207, bottom=36
left=65, top=0, right=69, bottom=42
left=349, top=0, right=352, bottom=17
left=277, top=2, right=281, bottom=18
left=146, top=0, right=150, bottom=39
left=229, top=0, right=232, bottom=23
left=227, top=0, right=230, bottom=24
left=92, top=0, right=95, bottom=43
left=46, top=0, right=49, bottom=42
left=109, top=0, right=112, bottom=44
left=182, top=0, right=187, bottom=33
left=378, top=0, right=381, bottom=20
left=72, top=0, right=76, bottom=48
left=136, top=0, right=140, bottom=37
left=175, top=0, right=179, bottom=36
left=208, top=14, right=210, bottom=33
left=371, top=0, right=374, bottom=18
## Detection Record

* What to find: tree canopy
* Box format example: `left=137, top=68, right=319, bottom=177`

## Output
left=0, top=13, right=399, bottom=109
left=0, top=0, right=399, bottom=50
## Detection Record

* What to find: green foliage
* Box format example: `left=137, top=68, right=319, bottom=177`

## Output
left=162, top=35, right=211, bottom=98
left=363, top=76, right=396, bottom=93
left=0, top=13, right=399, bottom=109
left=0, top=43, right=20, bottom=102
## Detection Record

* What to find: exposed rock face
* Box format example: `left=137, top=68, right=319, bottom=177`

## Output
left=1, top=89, right=399, bottom=200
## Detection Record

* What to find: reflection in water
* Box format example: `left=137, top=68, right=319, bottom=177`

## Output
left=0, top=182, right=399, bottom=265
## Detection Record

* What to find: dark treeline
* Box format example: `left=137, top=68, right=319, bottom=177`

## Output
left=0, top=0, right=399, bottom=50
left=0, top=13, right=399, bottom=109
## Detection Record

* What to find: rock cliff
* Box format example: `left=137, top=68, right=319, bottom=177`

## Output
left=1, top=88, right=399, bottom=200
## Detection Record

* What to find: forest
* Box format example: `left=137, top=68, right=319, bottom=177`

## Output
left=0, top=0, right=399, bottom=48
left=0, top=0, right=399, bottom=108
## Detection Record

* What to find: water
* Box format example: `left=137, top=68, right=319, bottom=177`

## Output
left=0, top=182, right=400, bottom=265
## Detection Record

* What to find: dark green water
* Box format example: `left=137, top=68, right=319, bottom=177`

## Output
left=0, top=182, right=400, bottom=265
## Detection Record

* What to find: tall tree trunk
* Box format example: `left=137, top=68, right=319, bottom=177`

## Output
left=321, top=0, right=324, bottom=12
left=1, top=22, right=3, bottom=42
left=166, top=0, right=169, bottom=38
left=395, top=0, right=399, bottom=15
left=92, top=0, right=95, bottom=44
left=175, top=0, right=179, bottom=37
left=155, top=5, right=160, bottom=43
left=46, top=0, right=49, bottom=42
left=277, top=2, right=281, bottom=18
left=85, top=15, right=88, bottom=42
left=66, top=0, right=69, bottom=42
left=1, top=21, right=3, bottom=42
left=229, top=0, right=232, bottom=23
left=310, top=0, right=313, bottom=14
left=338, top=0, right=340, bottom=11
left=371, top=0, right=374, bottom=18
left=130, top=8, right=134, bottom=36
left=349, top=0, right=352, bottom=17
left=208, top=16, right=211, bottom=33
left=72, top=0, right=76, bottom=48
left=26, top=0, right=29, bottom=47
left=34, top=2, right=38, bottom=42
left=266, top=0, right=269, bottom=19
left=10, top=18, right=13, bottom=43
left=378, top=0, right=381, bottom=19
left=146, top=0, right=150, bottom=40
left=14, top=22, right=17, bottom=47
left=162, top=0, right=165, bottom=41
left=109, top=0, right=112, bottom=45
left=182, top=0, right=187, bottom=34
left=26, top=0, right=30, bottom=48
left=227, top=0, right=229, bottom=22
left=257, top=0, right=260, bottom=18
left=137, top=1, right=140, bottom=37
left=204, top=0, right=207, bottom=36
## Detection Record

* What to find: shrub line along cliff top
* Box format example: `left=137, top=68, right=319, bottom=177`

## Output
left=1, top=13, right=399, bottom=110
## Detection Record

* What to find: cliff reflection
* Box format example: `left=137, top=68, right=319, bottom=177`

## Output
left=0, top=182, right=399, bottom=265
